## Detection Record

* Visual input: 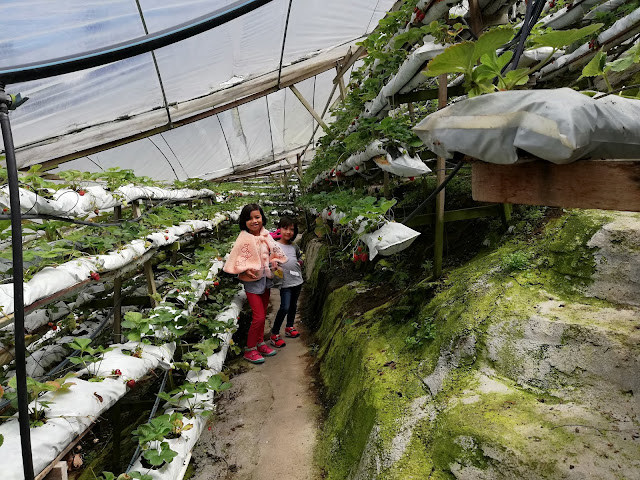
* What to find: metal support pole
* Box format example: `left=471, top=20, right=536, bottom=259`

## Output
left=383, top=172, right=390, bottom=199
left=113, top=205, right=121, bottom=221
left=434, top=75, right=448, bottom=278
left=0, top=83, right=35, bottom=480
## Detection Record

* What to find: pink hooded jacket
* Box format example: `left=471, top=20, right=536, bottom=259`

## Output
left=223, top=228, right=288, bottom=282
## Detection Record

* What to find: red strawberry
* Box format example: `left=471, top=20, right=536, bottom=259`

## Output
left=48, top=322, right=53, bottom=327
left=353, top=254, right=359, bottom=262
left=126, top=379, right=136, bottom=389
left=360, top=253, right=369, bottom=262
left=357, top=246, right=363, bottom=253
left=176, top=289, right=181, bottom=293
left=90, top=272, right=100, bottom=281
left=409, top=176, right=415, bottom=181
left=78, top=190, right=85, bottom=196
left=164, top=235, right=169, bottom=240
left=204, top=289, right=210, bottom=296
left=112, top=369, right=122, bottom=376
left=52, top=325, right=58, bottom=331
left=355, top=166, right=360, bottom=171
left=333, top=227, right=338, bottom=233
left=94, top=209, right=100, bottom=215
left=2, top=208, right=8, bottom=213
left=213, top=281, right=220, bottom=287
left=351, top=121, right=355, bottom=126
left=327, top=211, right=332, bottom=216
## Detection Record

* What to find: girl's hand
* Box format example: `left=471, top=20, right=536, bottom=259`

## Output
left=270, top=260, right=281, bottom=270
left=246, top=269, right=259, bottom=279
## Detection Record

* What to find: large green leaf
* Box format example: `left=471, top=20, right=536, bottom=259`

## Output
left=426, top=27, right=514, bottom=77
left=532, top=24, right=603, bottom=50
left=579, top=50, right=607, bottom=79
left=472, top=27, right=515, bottom=61
left=425, top=41, right=476, bottom=76
left=607, top=42, right=640, bottom=73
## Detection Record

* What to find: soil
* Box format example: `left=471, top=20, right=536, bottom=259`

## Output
left=189, top=288, right=321, bottom=480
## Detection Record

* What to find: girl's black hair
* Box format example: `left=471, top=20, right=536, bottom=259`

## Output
left=278, top=216, right=298, bottom=242
left=238, top=203, right=268, bottom=232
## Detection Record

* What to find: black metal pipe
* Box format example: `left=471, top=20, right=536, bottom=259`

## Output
left=0, top=0, right=274, bottom=84
left=0, top=83, right=35, bottom=480
left=402, top=157, right=465, bottom=226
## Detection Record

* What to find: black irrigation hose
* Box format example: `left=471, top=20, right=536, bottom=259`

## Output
left=401, top=157, right=465, bottom=226
left=503, top=0, right=547, bottom=73
left=0, top=0, right=274, bottom=84
left=125, top=370, right=169, bottom=473
left=0, top=84, right=34, bottom=480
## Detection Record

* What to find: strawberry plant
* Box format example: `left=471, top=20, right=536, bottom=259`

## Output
left=580, top=43, right=640, bottom=94
left=67, top=338, right=113, bottom=380
left=141, top=441, right=178, bottom=468
left=4, top=374, right=75, bottom=427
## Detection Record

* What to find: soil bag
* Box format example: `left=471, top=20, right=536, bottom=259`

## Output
left=413, top=88, right=640, bottom=164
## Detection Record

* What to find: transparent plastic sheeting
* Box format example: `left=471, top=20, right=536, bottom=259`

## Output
left=49, top=68, right=342, bottom=181
left=413, top=88, right=640, bottom=165
left=0, top=0, right=395, bottom=179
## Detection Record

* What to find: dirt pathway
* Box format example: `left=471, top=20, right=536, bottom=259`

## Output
left=190, top=289, right=320, bottom=480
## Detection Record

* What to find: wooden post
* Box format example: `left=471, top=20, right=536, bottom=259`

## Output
left=383, top=172, right=390, bottom=199
left=289, top=85, right=329, bottom=132
left=131, top=200, right=141, bottom=218
left=113, top=205, right=121, bottom=221
left=408, top=102, right=416, bottom=123
left=144, top=260, right=158, bottom=307
left=113, top=277, right=122, bottom=343
left=297, top=154, right=303, bottom=184
left=434, top=74, right=448, bottom=278
left=468, top=0, right=484, bottom=37
left=111, top=404, right=122, bottom=472
left=336, top=65, right=347, bottom=101
left=43, top=462, right=68, bottom=480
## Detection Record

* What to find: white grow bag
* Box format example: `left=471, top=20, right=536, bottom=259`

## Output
left=361, top=222, right=421, bottom=260
left=413, top=88, right=640, bottom=164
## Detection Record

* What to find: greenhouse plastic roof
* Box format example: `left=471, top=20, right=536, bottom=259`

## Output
left=0, top=0, right=396, bottom=180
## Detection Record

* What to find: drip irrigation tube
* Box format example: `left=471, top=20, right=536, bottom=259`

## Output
left=401, top=156, right=465, bottom=226
left=0, top=83, right=34, bottom=479
left=0, top=0, right=274, bottom=84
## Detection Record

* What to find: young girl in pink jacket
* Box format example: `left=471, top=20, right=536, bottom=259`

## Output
left=223, top=204, right=288, bottom=364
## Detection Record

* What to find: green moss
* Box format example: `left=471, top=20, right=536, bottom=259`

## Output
left=312, top=209, right=621, bottom=479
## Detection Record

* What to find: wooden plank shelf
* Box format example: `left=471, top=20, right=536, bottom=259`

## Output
left=472, top=159, right=640, bottom=212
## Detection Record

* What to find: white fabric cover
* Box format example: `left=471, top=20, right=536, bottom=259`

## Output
left=373, top=152, right=432, bottom=178
left=413, top=88, right=640, bottom=165
left=361, top=222, right=421, bottom=260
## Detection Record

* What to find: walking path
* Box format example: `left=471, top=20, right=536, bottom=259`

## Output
left=190, top=289, right=320, bottom=480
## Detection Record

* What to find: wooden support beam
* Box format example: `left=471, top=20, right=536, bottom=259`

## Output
left=472, top=159, right=640, bottom=212
left=468, top=0, right=484, bottom=37
left=131, top=200, right=142, bottom=218
left=408, top=102, right=416, bottom=123
left=289, top=85, right=329, bottom=131
left=333, top=46, right=365, bottom=85
left=336, top=65, right=347, bottom=101
left=403, top=205, right=505, bottom=227
left=383, top=172, right=390, bottom=199
left=393, top=85, right=466, bottom=104
left=113, top=205, right=121, bottom=221
left=297, top=154, right=303, bottom=184
left=144, top=260, right=158, bottom=307
left=434, top=74, right=448, bottom=278
left=43, top=462, right=67, bottom=480
left=112, top=278, right=123, bottom=344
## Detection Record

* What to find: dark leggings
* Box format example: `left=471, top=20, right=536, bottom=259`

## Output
left=271, top=284, right=302, bottom=334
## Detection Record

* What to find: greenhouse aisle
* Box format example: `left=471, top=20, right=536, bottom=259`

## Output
left=190, top=289, right=320, bottom=480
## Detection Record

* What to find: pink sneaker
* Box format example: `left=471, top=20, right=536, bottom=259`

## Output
left=270, top=334, right=286, bottom=348
left=243, top=349, right=264, bottom=364
left=257, top=342, right=276, bottom=356
left=285, top=327, right=300, bottom=338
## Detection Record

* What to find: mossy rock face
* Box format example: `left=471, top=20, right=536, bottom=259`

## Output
left=311, top=211, right=640, bottom=479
